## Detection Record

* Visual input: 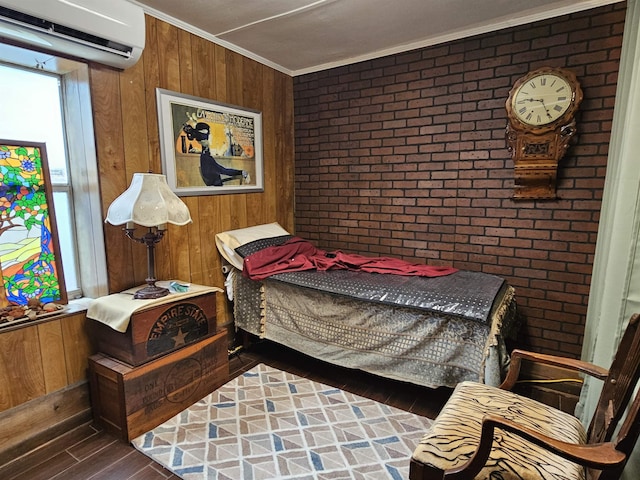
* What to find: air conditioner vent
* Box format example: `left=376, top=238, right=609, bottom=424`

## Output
left=0, top=6, right=132, bottom=57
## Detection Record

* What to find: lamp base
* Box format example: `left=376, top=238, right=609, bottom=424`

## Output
left=133, top=283, right=169, bottom=300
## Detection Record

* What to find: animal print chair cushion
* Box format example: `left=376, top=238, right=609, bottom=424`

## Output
left=412, top=381, right=587, bottom=480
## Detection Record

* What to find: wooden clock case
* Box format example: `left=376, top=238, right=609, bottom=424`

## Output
left=505, top=67, right=583, bottom=200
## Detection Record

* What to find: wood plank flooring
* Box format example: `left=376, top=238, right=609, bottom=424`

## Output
left=0, top=339, right=452, bottom=480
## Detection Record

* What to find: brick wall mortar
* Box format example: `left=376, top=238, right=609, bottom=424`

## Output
left=293, top=3, right=626, bottom=357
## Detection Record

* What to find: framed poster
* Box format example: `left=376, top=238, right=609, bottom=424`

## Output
left=156, top=88, right=264, bottom=196
left=0, top=140, right=67, bottom=310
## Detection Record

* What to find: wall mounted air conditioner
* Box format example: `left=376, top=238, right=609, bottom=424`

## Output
left=0, top=0, right=145, bottom=69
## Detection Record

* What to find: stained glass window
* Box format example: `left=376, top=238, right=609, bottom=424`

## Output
left=0, top=141, right=66, bottom=307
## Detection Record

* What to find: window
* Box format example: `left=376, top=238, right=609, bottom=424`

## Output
left=0, top=43, right=108, bottom=302
left=0, top=64, right=80, bottom=298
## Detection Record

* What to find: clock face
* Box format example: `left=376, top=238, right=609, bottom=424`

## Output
left=512, top=73, right=574, bottom=127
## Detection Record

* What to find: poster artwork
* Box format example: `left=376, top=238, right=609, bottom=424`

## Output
left=172, top=103, right=255, bottom=189
left=157, top=88, right=263, bottom=196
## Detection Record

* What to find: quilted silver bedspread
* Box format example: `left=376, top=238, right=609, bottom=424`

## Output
left=232, top=270, right=517, bottom=389
left=270, top=269, right=504, bottom=324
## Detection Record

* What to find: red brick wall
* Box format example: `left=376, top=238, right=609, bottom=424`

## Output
left=293, top=3, right=626, bottom=358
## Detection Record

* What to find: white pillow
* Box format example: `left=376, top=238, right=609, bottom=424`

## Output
left=215, top=222, right=290, bottom=270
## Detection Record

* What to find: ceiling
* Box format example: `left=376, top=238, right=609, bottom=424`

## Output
left=132, top=0, right=622, bottom=76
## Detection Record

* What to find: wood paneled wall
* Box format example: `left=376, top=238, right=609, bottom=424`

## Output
left=91, top=16, right=295, bottom=326
left=0, top=309, right=93, bottom=459
left=0, top=311, right=91, bottom=412
left=0, top=15, right=294, bottom=457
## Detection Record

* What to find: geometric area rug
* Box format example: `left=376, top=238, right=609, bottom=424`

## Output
left=132, top=363, right=432, bottom=479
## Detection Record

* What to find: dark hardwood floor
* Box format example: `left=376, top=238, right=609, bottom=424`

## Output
left=0, top=339, right=452, bottom=480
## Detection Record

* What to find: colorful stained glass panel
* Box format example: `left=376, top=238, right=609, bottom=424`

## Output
left=0, top=141, right=66, bottom=308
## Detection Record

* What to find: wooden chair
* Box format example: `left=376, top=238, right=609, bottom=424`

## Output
left=410, top=313, right=640, bottom=480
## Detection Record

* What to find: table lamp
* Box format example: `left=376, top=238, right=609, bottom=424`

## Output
left=105, top=173, right=192, bottom=299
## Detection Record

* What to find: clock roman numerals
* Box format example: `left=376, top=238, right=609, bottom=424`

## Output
left=527, top=77, right=562, bottom=90
left=510, top=72, right=575, bottom=126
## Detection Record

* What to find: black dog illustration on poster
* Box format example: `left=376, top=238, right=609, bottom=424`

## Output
left=181, top=119, right=250, bottom=187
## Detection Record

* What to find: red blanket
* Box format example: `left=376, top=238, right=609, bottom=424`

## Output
left=243, top=237, right=458, bottom=280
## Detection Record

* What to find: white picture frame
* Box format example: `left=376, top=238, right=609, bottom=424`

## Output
left=156, top=88, right=264, bottom=196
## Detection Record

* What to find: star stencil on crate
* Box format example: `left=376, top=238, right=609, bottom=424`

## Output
left=172, top=327, right=187, bottom=347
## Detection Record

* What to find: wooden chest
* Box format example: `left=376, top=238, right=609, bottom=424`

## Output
left=89, top=291, right=217, bottom=366
left=88, top=331, right=228, bottom=442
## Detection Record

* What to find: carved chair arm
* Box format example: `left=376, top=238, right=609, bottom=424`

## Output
left=500, top=349, right=609, bottom=391
left=444, top=414, right=626, bottom=480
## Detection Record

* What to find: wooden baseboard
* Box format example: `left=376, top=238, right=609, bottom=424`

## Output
left=0, top=381, right=92, bottom=465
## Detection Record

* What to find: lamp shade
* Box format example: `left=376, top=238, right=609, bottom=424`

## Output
left=105, top=173, right=192, bottom=227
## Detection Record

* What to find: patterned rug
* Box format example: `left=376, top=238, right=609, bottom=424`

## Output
left=132, top=363, right=432, bottom=479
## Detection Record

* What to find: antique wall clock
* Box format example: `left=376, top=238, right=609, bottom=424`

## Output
left=505, top=66, right=583, bottom=199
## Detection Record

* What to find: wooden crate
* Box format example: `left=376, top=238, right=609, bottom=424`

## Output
left=89, top=291, right=217, bottom=366
left=88, top=331, right=228, bottom=442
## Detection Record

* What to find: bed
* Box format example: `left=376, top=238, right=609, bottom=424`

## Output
left=216, top=223, right=518, bottom=389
